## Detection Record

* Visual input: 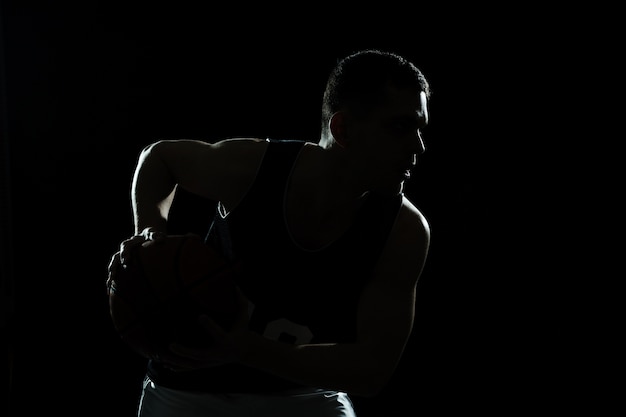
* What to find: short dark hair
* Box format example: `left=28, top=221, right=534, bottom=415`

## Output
left=321, top=49, right=431, bottom=140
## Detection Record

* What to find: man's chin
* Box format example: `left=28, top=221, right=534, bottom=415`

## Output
left=372, top=181, right=405, bottom=198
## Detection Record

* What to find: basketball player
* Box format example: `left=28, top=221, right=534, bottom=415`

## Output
left=108, top=49, right=432, bottom=417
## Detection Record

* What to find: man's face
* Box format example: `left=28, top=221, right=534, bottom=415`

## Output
left=350, top=88, right=429, bottom=194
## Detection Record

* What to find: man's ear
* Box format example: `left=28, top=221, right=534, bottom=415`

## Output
left=329, top=111, right=348, bottom=148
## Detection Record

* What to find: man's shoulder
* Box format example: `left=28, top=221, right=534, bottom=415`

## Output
left=397, top=194, right=430, bottom=240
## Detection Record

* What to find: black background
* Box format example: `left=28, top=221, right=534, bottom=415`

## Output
left=1, top=1, right=615, bottom=416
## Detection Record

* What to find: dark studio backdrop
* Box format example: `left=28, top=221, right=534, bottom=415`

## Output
left=1, top=1, right=607, bottom=416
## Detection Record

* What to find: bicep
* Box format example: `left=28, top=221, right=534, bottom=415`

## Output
left=357, top=274, right=417, bottom=352
left=146, top=137, right=266, bottom=207
left=131, top=138, right=265, bottom=233
left=356, top=200, right=430, bottom=366
left=146, top=139, right=221, bottom=200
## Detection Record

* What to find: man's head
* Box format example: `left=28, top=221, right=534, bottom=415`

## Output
left=319, top=49, right=431, bottom=149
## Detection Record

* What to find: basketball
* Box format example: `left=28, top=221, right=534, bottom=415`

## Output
left=108, top=234, right=240, bottom=359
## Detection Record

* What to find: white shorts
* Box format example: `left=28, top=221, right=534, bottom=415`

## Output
left=138, top=375, right=357, bottom=417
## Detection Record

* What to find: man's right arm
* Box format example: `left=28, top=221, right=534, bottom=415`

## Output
left=130, top=138, right=268, bottom=234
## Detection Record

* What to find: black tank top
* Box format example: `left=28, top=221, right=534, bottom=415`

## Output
left=148, top=139, right=402, bottom=392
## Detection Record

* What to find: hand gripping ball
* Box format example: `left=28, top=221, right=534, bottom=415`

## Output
left=108, top=234, right=240, bottom=359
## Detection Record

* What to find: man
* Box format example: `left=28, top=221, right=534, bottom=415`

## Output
left=108, top=49, right=432, bottom=417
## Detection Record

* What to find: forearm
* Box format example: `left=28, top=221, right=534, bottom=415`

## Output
left=238, top=333, right=393, bottom=397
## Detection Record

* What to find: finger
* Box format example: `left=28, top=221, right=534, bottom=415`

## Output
left=118, top=234, right=148, bottom=264
left=106, top=252, right=121, bottom=292
left=152, top=353, right=194, bottom=372
left=197, top=314, right=226, bottom=339
left=168, top=342, right=207, bottom=362
left=118, top=238, right=137, bottom=265
left=234, top=287, right=250, bottom=328
left=107, top=251, right=120, bottom=272
left=140, top=227, right=166, bottom=242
